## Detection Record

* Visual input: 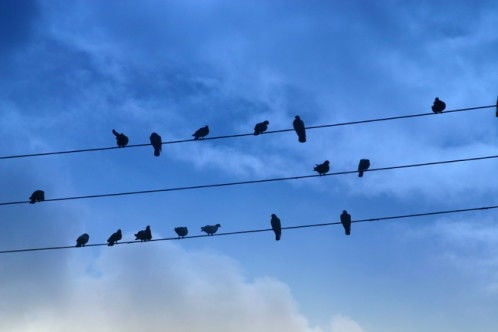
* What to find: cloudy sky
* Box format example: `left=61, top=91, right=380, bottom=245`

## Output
left=1, top=0, right=497, bottom=331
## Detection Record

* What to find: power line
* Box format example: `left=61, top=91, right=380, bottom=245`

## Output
left=2, top=153, right=497, bottom=207
left=1, top=203, right=496, bottom=254
left=0, top=104, right=494, bottom=160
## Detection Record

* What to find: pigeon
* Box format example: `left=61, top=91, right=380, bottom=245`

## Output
left=293, top=115, right=306, bottom=143
left=29, top=190, right=45, bottom=204
left=340, top=210, right=352, bottom=236
left=135, top=225, right=152, bottom=241
left=201, top=224, right=221, bottom=235
left=174, top=227, right=188, bottom=238
left=107, top=229, right=122, bottom=246
left=271, top=214, right=281, bottom=241
left=254, top=121, right=269, bottom=135
left=431, top=97, right=446, bottom=114
left=193, top=125, right=209, bottom=140
left=314, top=160, right=330, bottom=175
left=357, top=159, right=371, bottom=177
left=75, top=233, right=90, bottom=247
left=149, top=132, right=162, bottom=156
left=112, top=129, right=129, bottom=147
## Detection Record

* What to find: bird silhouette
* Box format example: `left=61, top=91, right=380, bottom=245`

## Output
left=107, top=229, right=122, bottom=246
left=431, top=97, right=446, bottom=114
left=314, top=160, right=330, bottom=175
left=75, top=233, right=90, bottom=247
left=174, top=227, right=188, bottom=238
left=29, top=190, right=45, bottom=204
left=495, top=96, right=498, bottom=117
left=112, top=129, right=129, bottom=147
left=254, top=121, right=269, bottom=135
left=193, top=125, right=209, bottom=140
left=271, top=214, right=281, bottom=241
left=149, top=132, right=162, bottom=156
left=357, top=159, right=371, bottom=177
left=135, top=226, right=152, bottom=241
left=293, top=116, right=306, bottom=143
left=340, top=210, right=352, bottom=235
left=201, top=224, right=221, bottom=235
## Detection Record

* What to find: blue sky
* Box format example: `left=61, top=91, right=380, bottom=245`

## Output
left=1, top=0, right=497, bottom=331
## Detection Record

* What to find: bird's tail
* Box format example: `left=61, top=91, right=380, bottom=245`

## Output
left=112, top=129, right=119, bottom=137
left=75, top=243, right=82, bottom=247
left=154, top=148, right=160, bottom=157
left=275, top=233, right=281, bottom=241
left=358, top=170, right=364, bottom=177
left=107, top=241, right=114, bottom=246
left=298, top=134, right=306, bottom=143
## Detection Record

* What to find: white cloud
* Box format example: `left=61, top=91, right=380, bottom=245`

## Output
left=330, top=315, right=365, bottom=332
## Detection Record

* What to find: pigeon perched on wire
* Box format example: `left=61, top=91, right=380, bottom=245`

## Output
left=293, top=115, right=306, bottom=143
left=112, top=129, right=129, bottom=147
left=314, top=160, right=330, bottom=175
left=201, top=224, right=221, bottom=235
left=135, top=226, right=152, bottom=241
left=431, top=97, right=446, bottom=114
left=357, top=159, right=371, bottom=177
left=254, top=121, right=269, bottom=135
left=174, top=227, right=188, bottom=238
left=149, top=132, right=162, bottom=156
left=340, top=210, right=352, bottom=235
left=75, top=233, right=90, bottom=247
left=193, top=125, right=209, bottom=140
left=29, top=190, right=45, bottom=204
left=107, top=229, right=122, bottom=246
left=270, top=214, right=281, bottom=241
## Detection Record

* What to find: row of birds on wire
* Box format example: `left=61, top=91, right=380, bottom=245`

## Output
left=74, top=210, right=353, bottom=248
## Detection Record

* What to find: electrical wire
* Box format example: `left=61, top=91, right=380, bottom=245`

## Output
left=0, top=104, right=494, bottom=160
left=1, top=203, right=496, bottom=254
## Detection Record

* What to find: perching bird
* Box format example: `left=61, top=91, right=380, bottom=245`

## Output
left=270, top=214, right=281, bottom=241
left=107, top=229, right=122, bottom=246
left=135, top=226, right=152, bottom=241
left=174, top=227, right=188, bottom=238
left=357, top=159, right=371, bottom=177
left=254, top=120, right=269, bottom=135
left=193, top=125, right=209, bottom=140
left=112, top=129, right=129, bottom=147
left=340, top=210, right=352, bottom=236
left=201, top=224, right=221, bottom=235
left=75, top=233, right=90, bottom=247
left=149, top=132, right=162, bottom=156
left=314, top=160, right=330, bottom=175
left=431, top=97, right=446, bottom=114
left=495, top=96, right=498, bottom=117
left=29, top=190, right=45, bottom=204
left=293, top=115, right=306, bottom=143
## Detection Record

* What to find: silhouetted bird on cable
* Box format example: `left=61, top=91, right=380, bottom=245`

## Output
left=112, top=129, right=129, bottom=147
left=340, top=210, right=352, bottom=236
left=431, top=97, right=446, bottom=114
left=314, top=160, right=330, bottom=175
left=193, top=125, right=209, bottom=140
left=495, top=96, right=498, bottom=117
left=149, top=132, right=162, bottom=156
left=357, top=159, right=371, bottom=177
left=201, top=224, right=221, bottom=235
left=29, top=190, right=45, bottom=204
left=254, top=120, right=269, bottom=135
left=135, top=225, right=152, bottom=241
left=107, top=229, right=122, bottom=246
left=75, top=233, right=89, bottom=247
left=271, top=214, right=281, bottom=241
left=293, top=115, right=306, bottom=143
left=174, top=227, right=188, bottom=238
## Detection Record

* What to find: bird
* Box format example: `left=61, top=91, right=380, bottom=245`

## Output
left=340, top=210, right=352, bottom=236
left=135, top=226, right=152, bottom=241
left=193, top=125, right=209, bottom=140
left=495, top=96, right=498, bottom=117
left=75, top=233, right=90, bottom=247
left=431, top=97, right=446, bottom=114
left=254, top=120, right=269, bottom=135
left=29, top=190, right=45, bottom=204
left=107, top=229, right=122, bottom=246
left=112, top=129, right=129, bottom=147
left=293, top=115, right=306, bottom=143
left=201, top=224, right=221, bottom=235
left=314, top=160, right=330, bottom=175
left=149, top=132, right=162, bottom=156
left=270, top=214, right=281, bottom=241
left=174, top=227, right=188, bottom=238
left=357, top=159, right=371, bottom=177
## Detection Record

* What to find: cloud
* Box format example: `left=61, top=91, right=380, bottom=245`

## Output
left=330, top=315, right=365, bottom=332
